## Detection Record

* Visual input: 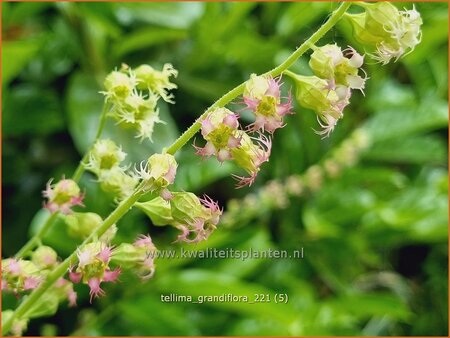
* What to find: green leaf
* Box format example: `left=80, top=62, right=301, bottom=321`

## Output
left=364, top=95, right=448, bottom=142
left=364, top=135, right=447, bottom=164
left=325, top=293, right=411, bottom=321
left=3, top=85, right=64, bottom=136
left=114, top=27, right=187, bottom=58
left=276, top=2, right=330, bottom=37
left=2, top=39, right=42, bottom=85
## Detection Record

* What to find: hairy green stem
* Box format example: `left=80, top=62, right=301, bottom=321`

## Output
left=3, top=2, right=351, bottom=334
left=166, top=1, right=351, bottom=155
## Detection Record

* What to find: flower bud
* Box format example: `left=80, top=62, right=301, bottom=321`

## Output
left=135, top=63, right=178, bottom=103
left=170, top=192, right=222, bottom=243
left=111, top=235, right=157, bottom=280
left=31, top=246, right=58, bottom=269
left=103, top=70, right=135, bottom=102
left=99, top=168, right=139, bottom=201
left=135, top=197, right=174, bottom=226
left=2, top=258, right=42, bottom=294
left=289, top=73, right=350, bottom=138
left=85, top=139, right=126, bottom=175
left=43, top=179, right=84, bottom=214
left=137, top=153, right=177, bottom=195
left=64, top=212, right=103, bottom=240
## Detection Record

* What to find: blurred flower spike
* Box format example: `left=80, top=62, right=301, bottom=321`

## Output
left=136, top=153, right=178, bottom=199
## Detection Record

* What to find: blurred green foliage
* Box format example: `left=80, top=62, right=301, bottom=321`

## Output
left=2, top=2, right=448, bottom=336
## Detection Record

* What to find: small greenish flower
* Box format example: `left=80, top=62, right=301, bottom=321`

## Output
left=309, top=44, right=367, bottom=94
left=243, top=74, right=293, bottom=134
left=289, top=73, right=350, bottom=138
left=64, top=212, right=103, bottom=240
left=135, top=63, right=178, bottom=103
left=31, top=246, right=58, bottom=269
left=194, top=107, right=241, bottom=162
left=43, top=179, right=84, bottom=214
left=103, top=69, right=136, bottom=102
left=230, top=131, right=272, bottom=188
left=98, top=168, right=139, bottom=201
left=110, top=91, right=163, bottom=142
left=69, top=242, right=121, bottom=302
left=170, top=192, right=222, bottom=243
left=112, top=235, right=157, bottom=280
left=2, top=258, right=42, bottom=294
left=85, top=139, right=126, bottom=175
left=346, top=3, right=422, bottom=64
left=136, top=153, right=177, bottom=198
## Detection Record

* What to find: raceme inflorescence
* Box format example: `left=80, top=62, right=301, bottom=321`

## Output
left=2, top=2, right=422, bottom=335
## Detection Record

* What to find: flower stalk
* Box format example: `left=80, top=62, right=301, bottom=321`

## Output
left=3, top=2, right=352, bottom=334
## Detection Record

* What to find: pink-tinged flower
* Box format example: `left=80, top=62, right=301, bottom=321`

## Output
left=68, top=242, right=122, bottom=302
left=7, top=258, right=21, bottom=275
left=194, top=108, right=242, bottom=162
left=55, top=278, right=68, bottom=287
left=43, top=178, right=84, bottom=214
left=103, top=268, right=121, bottom=283
left=23, top=276, right=41, bottom=290
left=243, top=74, right=293, bottom=134
left=88, top=277, right=105, bottom=302
left=315, top=115, right=338, bottom=139
left=69, top=267, right=82, bottom=284
left=97, top=245, right=114, bottom=264
left=2, top=279, right=9, bottom=290
left=140, top=256, right=156, bottom=280
left=67, top=288, right=77, bottom=307
left=230, top=131, right=272, bottom=188
left=134, top=234, right=155, bottom=249
left=171, top=193, right=222, bottom=243
left=136, top=153, right=178, bottom=196
left=77, top=248, right=96, bottom=268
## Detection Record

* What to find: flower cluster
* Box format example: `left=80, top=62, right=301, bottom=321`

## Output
left=102, top=63, right=178, bottom=141
left=85, top=139, right=138, bottom=201
left=2, top=258, right=42, bottom=294
left=347, top=2, right=422, bottom=64
left=136, top=192, right=222, bottom=243
left=288, top=44, right=366, bottom=138
left=195, top=74, right=293, bottom=187
left=43, top=178, right=84, bottom=214
left=2, top=246, right=77, bottom=309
